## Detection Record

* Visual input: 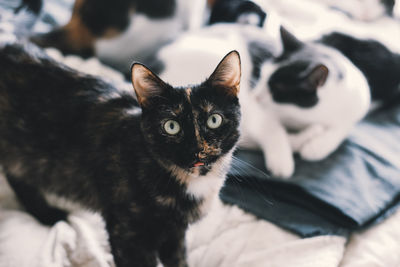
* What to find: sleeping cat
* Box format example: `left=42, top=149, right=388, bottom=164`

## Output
left=0, top=41, right=241, bottom=267
left=25, top=0, right=208, bottom=72
left=154, top=23, right=400, bottom=178
left=249, top=27, right=371, bottom=177
left=246, top=26, right=400, bottom=177
left=28, top=0, right=176, bottom=57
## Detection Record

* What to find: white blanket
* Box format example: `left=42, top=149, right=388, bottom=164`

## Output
left=2, top=169, right=400, bottom=267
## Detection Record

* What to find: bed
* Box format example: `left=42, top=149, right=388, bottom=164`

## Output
left=1, top=0, right=400, bottom=266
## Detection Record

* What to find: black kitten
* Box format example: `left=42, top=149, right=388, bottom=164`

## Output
left=0, top=42, right=241, bottom=267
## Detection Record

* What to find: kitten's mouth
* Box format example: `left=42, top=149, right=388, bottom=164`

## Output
left=191, top=161, right=212, bottom=170
left=193, top=162, right=205, bottom=167
left=191, top=156, right=219, bottom=169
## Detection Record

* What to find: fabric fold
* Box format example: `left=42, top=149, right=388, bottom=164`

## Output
left=221, top=104, right=400, bottom=237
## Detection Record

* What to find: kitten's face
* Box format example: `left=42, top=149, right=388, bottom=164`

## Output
left=267, top=27, right=329, bottom=108
left=132, top=51, right=241, bottom=176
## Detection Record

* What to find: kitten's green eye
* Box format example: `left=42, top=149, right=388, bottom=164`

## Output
left=207, top=114, right=223, bottom=129
left=164, top=120, right=180, bottom=135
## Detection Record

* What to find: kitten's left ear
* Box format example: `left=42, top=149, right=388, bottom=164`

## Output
left=208, top=50, right=241, bottom=97
left=131, top=63, right=169, bottom=108
left=280, top=26, right=303, bottom=53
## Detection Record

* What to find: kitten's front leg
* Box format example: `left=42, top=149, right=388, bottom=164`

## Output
left=105, top=215, right=158, bottom=267
left=296, top=126, right=350, bottom=161
left=158, top=227, right=188, bottom=267
left=242, top=104, right=294, bottom=178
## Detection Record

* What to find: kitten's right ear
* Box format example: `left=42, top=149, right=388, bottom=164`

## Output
left=131, top=63, right=168, bottom=108
left=208, top=50, right=241, bottom=97
left=280, top=26, right=303, bottom=52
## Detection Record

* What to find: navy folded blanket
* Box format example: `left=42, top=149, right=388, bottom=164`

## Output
left=221, top=104, right=400, bottom=237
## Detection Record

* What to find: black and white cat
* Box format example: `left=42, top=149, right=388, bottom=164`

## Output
left=252, top=27, right=371, bottom=173
left=155, top=23, right=400, bottom=178
left=0, top=40, right=241, bottom=267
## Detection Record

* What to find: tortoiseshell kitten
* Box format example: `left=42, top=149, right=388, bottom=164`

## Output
left=0, top=42, right=241, bottom=267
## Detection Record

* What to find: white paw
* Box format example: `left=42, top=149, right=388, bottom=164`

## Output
left=299, top=138, right=335, bottom=161
left=289, top=125, right=325, bottom=152
left=265, top=151, right=295, bottom=179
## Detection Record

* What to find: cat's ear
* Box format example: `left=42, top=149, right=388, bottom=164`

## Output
left=131, top=63, right=168, bottom=108
left=208, top=50, right=241, bottom=97
left=308, top=64, right=329, bottom=88
left=280, top=26, right=303, bottom=52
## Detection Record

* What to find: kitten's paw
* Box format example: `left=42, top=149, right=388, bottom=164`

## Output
left=289, top=125, right=325, bottom=152
left=266, top=152, right=295, bottom=179
left=299, top=139, right=335, bottom=161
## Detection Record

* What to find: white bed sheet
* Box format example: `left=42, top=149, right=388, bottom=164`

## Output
left=2, top=170, right=400, bottom=267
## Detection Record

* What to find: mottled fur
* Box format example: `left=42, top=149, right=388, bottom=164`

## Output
left=0, top=43, right=241, bottom=267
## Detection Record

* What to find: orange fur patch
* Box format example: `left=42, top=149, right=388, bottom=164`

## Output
left=64, top=0, right=95, bottom=50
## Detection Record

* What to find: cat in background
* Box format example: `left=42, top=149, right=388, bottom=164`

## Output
left=21, top=0, right=268, bottom=73
left=252, top=26, right=400, bottom=176
left=0, top=39, right=241, bottom=267
left=23, top=0, right=208, bottom=73
left=252, top=27, right=371, bottom=171
left=28, top=0, right=176, bottom=58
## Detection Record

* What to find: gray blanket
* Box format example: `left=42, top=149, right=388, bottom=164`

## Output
left=222, top=103, right=400, bottom=237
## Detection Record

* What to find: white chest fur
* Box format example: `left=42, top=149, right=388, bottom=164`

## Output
left=183, top=153, right=233, bottom=216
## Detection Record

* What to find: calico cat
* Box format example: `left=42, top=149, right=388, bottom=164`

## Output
left=29, top=0, right=176, bottom=57
left=26, top=0, right=207, bottom=73
left=0, top=41, right=241, bottom=267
